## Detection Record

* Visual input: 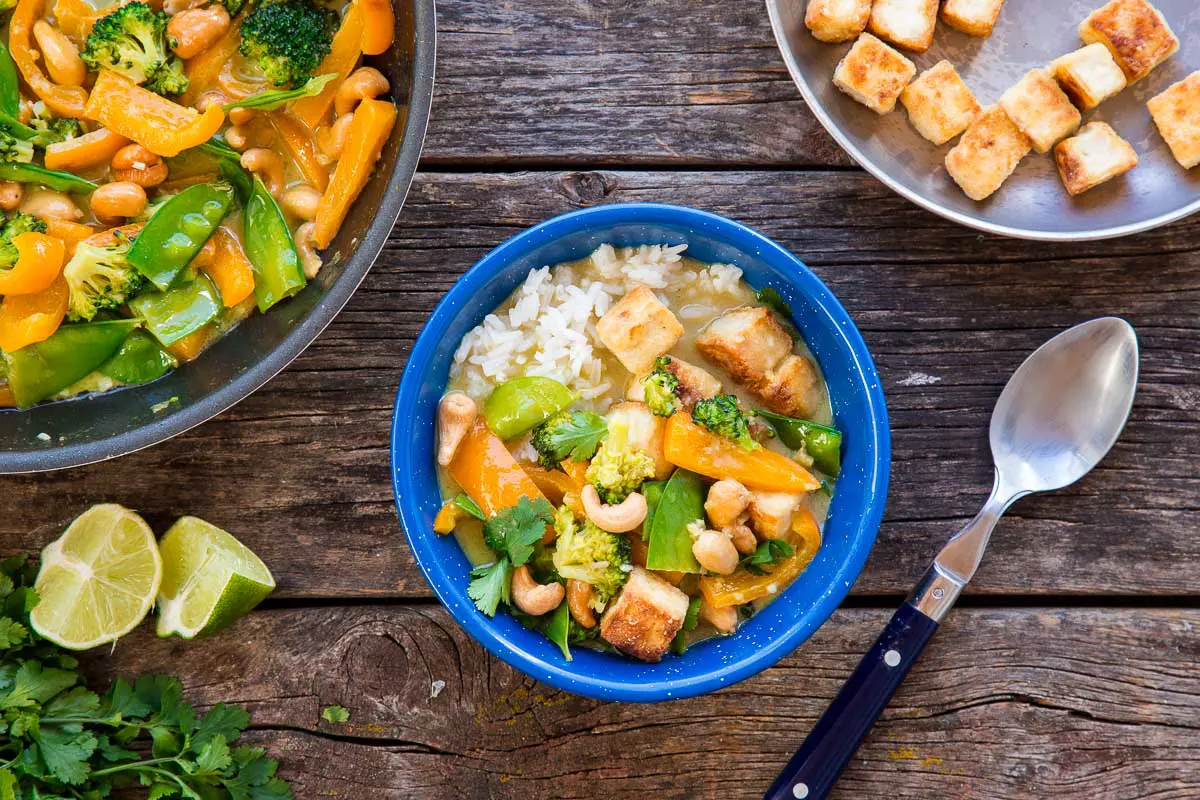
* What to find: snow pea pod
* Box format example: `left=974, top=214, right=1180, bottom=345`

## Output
left=98, top=328, right=178, bottom=385
left=243, top=176, right=305, bottom=312
left=645, top=468, right=705, bottom=574
left=0, top=42, right=20, bottom=118
left=0, top=163, right=97, bottom=193
left=129, top=183, right=235, bottom=291
left=128, top=274, right=222, bottom=347
left=754, top=410, right=842, bottom=476
left=1, top=319, right=138, bottom=408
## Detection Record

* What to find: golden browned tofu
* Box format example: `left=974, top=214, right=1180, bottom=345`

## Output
left=944, top=105, right=1032, bottom=201
left=1079, top=0, right=1178, bottom=84
left=999, top=68, right=1081, bottom=153
left=940, top=0, right=1006, bottom=37
left=805, top=0, right=873, bottom=42
left=748, top=491, right=803, bottom=541
left=868, top=0, right=938, bottom=52
left=832, top=33, right=917, bottom=115
left=596, top=285, right=684, bottom=375
left=1147, top=71, right=1200, bottom=169
left=626, top=356, right=722, bottom=409
left=1050, top=44, right=1128, bottom=111
left=696, top=307, right=792, bottom=387
left=599, top=567, right=690, bottom=662
left=605, top=401, right=671, bottom=480
left=1054, top=122, right=1139, bottom=196
left=899, top=60, right=982, bottom=145
left=760, top=354, right=822, bottom=418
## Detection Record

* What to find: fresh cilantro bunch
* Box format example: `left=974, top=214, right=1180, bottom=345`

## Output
left=467, top=496, right=554, bottom=617
left=0, top=556, right=293, bottom=800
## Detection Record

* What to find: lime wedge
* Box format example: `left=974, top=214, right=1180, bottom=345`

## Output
left=156, top=516, right=275, bottom=639
left=31, top=504, right=162, bottom=650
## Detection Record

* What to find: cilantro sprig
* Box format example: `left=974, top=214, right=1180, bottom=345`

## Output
left=468, top=497, right=554, bottom=616
left=740, top=539, right=795, bottom=575
left=530, top=410, right=608, bottom=471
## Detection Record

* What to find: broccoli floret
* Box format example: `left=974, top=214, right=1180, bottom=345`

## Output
left=0, top=212, right=47, bottom=270
left=642, top=356, right=680, bottom=417
left=585, top=444, right=655, bottom=505
left=0, top=130, right=33, bottom=164
left=239, top=0, right=337, bottom=87
left=551, top=506, right=631, bottom=611
left=212, top=0, right=246, bottom=18
left=63, top=235, right=146, bottom=322
left=82, top=2, right=189, bottom=96
left=29, top=112, right=82, bottom=145
left=0, top=0, right=16, bottom=11
left=692, top=394, right=758, bottom=451
left=530, top=409, right=608, bottom=471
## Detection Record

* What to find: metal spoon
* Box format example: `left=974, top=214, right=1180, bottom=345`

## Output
left=765, top=317, right=1139, bottom=800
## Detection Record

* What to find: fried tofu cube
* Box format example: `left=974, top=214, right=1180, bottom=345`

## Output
left=1050, top=44, right=1128, bottom=111
left=1079, top=0, right=1178, bottom=84
left=805, top=0, right=873, bottom=43
left=940, top=0, right=1007, bottom=37
left=832, top=33, right=917, bottom=114
left=696, top=307, right=792, bottom=387
left=748, top=491, right=802, bottom=541
left=605, top=401, right=671, bottom=480
left=599, top=567, right=690, bottom=662
left=1147, top=71, right=1200, bottom=169
left=899, top=60, right=982, bottom=145
left=596, top=285, right=684, bottom=375
left=868, top=0, right=938, bottom=52
left=1054, top=122, right=1139, bottom=196
left=760, top=354, right=822, bottom=418
left=626, top=356, right=722, bottom=409
left=944, top=105, right=1032, bottom=201
left=999, top=68, right=1081, bottom=153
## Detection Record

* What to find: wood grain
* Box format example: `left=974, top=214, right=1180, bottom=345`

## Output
left=3, top=171, right=1198, bottom=600
left=82, top=604, right=1200, bottom=799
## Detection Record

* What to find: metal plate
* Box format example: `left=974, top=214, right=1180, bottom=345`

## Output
left=766, top=0, right=1200, bottom=240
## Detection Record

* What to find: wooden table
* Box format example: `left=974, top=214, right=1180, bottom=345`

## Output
left=5, top=2, right=1200, bottom=797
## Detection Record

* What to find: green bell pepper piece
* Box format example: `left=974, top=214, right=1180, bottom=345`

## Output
left=482, top=377, right=577, bottom=440
left=2, top=320, right=139, bottom=408
left=0, top=43, right=20, bottom=119
left=755, top=410, right=842, bottom=476
left=646, top=469, right=705, bottom=573
left=98, top=329, right=178, bottom=385
left=128, top=183, right=235, bottom=290
left=0, top=163, right=97, bottom=193
left=128, top=274, right=222, bottom=346
left=244, top=176, right=306, bottom=311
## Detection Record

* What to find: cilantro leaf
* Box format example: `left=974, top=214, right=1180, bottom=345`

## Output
left=1, top=662, right=79, bottom=709
left=35, top=727, right=97, bottom=784
left=0, top=617, right=28, bottom=649
left=467, top=560, right=512, bottom=616
left=530, top=410, right=608, bottom=470
left=756, top=286, right=792, bottom=319
left=482, top=496, right=554, bottom=566
left=0, top=768, right=16, bottom=800
left=194, top=734, right=233, bottom=774
left=741, top=539, right=795, bottom=575
left=320, top=705, right=349, bottom=724
left=192, top=703, right=249, bottom=749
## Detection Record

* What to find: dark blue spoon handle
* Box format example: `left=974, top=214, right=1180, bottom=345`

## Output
left=763, top=602, right=940, bottom=800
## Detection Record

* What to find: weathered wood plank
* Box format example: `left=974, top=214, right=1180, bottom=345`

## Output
left=3, top=171, right=1198, bottom=598
left=428, top=0, right=852, bottom=167
left=83, top=605, right=1200, bottom=799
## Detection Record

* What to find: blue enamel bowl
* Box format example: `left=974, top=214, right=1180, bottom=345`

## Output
left=391, top=203, right=889, bottom=702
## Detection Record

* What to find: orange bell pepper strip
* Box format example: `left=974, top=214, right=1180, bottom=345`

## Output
left=166, top=325, right=211, bottom=361
left=663, top=414, right=820, bottom=493
left=270, top=111, right=328, bottom=192
left=359, top=0, right=394, bottom=55
left=699, top=509, right=823, bottom=609
left=44, top=128, right=131, bottom=172
left=182, top=15, right=244, bottom=107
left=41, top=218, right=96, bottom=257
left=293, top=0, right=364, bottom=128
left=11, top=0, right=89, bottom=118
left=197, top=227, right=255, bottom=308
left=0, top=275, right=68, bottom=352
left=84, top=71, right=226, bottom=158
left=312, top=98, right=396, bottom=249
left=448, top=420, right=547, bottom=518
left=520, top=459, right=588, bottom=505
left=0, top=233, right=67, bottom=296
left=54, top=0, right=108, bottom=40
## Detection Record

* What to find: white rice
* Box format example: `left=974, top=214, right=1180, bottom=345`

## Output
left=450, top=244, right=744, bottom=404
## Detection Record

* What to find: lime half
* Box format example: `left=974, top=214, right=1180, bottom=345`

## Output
left=156, top=516, right=275, bottom=639
left=31, top=504, right=162, bottom=650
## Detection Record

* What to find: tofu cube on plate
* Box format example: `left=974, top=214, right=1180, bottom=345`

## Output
left=1054, top=122, right=1139, bottom=196
left=1147, top=71, right=1200, bottom=169
left=805, top=0, right=873, bottom=43
left=596, top=285, right=684, bottom=375
left=944, top=105, right=1032, bottom=201
left=940, top=0, right=1007, bottom=38
left=832, top=33, right=917, bottom=114
left=600, top=567, right=691, bottom=663
left=868, top=0, right=939, bottom=52
left=1079, top=0, right=1178, bottom=84
left=1050, top=44, right=1128, bottom=111
left=900, top=60, right=982, bottom=145
left=999, top=68, right=1082, bottom=153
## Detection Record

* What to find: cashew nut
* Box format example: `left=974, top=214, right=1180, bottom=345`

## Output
left=581, top=484, right=647, bottom=533
left=692, top=530, right=739, bottom=575
left=20, top=188, right=80, bottom=221
left=33, top=21, right=86, bottom=87
left=699, top=598, right=738, bottom=634
left=293, top=221, right=322, bottom=279
left=0, top=182, right=23, bottom=211
left=280, top=185, right=321, bottom=221
left=726, top=522, right=757, bottom=555
left=112, top=144, right=168, bottom=187
left=167, top=6, right=230, bottom=59
left=436, top=391, right=477, bottom=467
left=511, top=565, right=565, bottom=616
left=90, top=181, right=147, bottom=224
left=705, top=478, right=750, bottom=529
left=566, top=579, right=597, bottom=629
left=240, top=148, right=284, bottom=197
left=316, top=113, right=353, bottom=162
left=227, top=106, right=256, bottom=127
left=334, top=67, right=389, bottom=116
